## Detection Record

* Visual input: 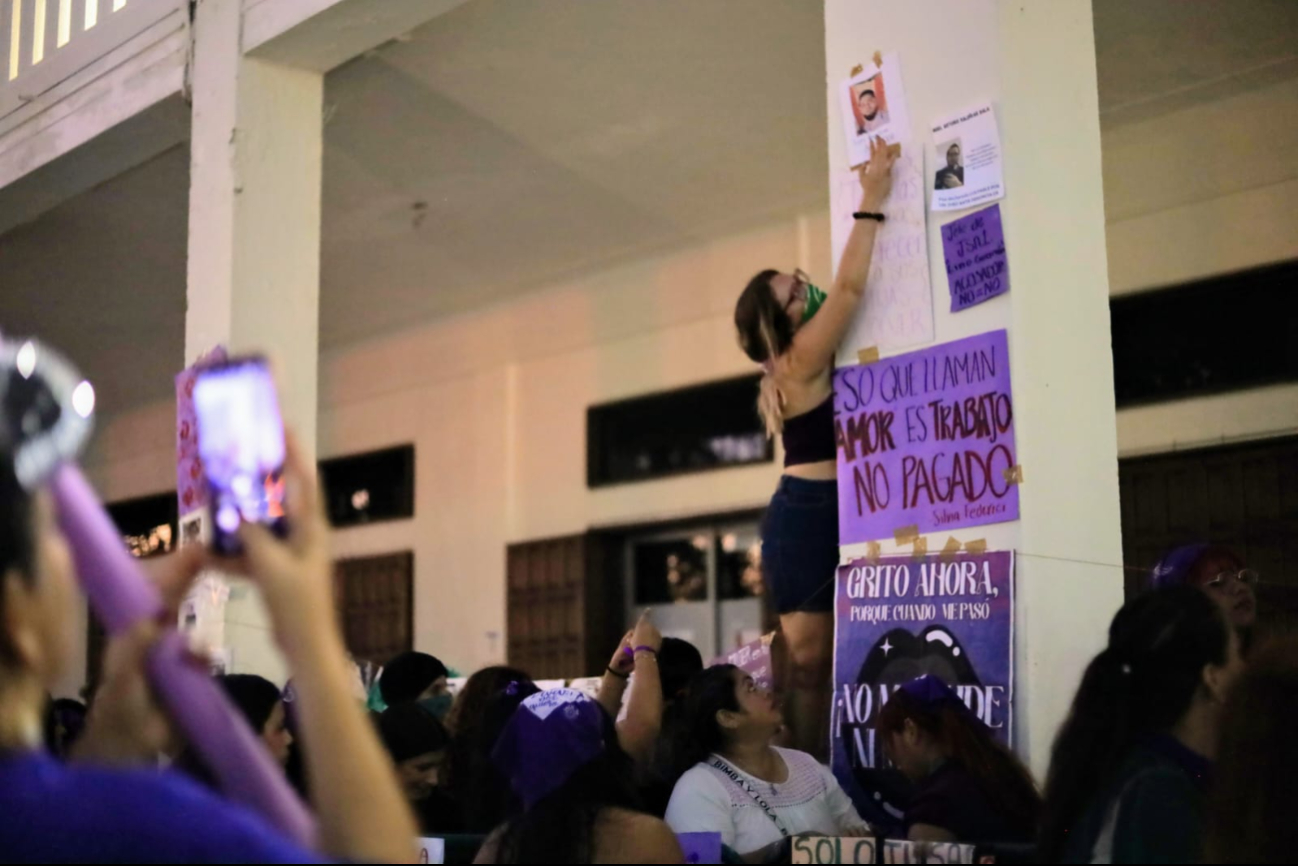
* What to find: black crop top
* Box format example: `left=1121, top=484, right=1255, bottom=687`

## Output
left=781, top=396, right=836, bottom=467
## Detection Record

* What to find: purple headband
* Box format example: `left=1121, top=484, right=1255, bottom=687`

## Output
left=491, top=688, right=607, bottom=810
left=1150, top=544, right=1209, bottom=590
left=897, top=675, right=987, bottom=731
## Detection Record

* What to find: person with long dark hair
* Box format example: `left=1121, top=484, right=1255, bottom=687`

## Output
left=444, top=665, right=531, bottom=737
left=665, top=665, right=868, bottom=861
left=377, top=702, right=462, bottom=834
left=733, top=137, right=897, bottom=758
left=876, top=675, right=1039, bottom=843
left=476, top=688, right=681, bottom=864
left=175, top=674, right=293, bottom=788
left=445, top=672, right=537, bottom=834
left=1204, top=636, right=1298, bottom=864
left=1039, top=586, right=1244, bottom=863
left=218, top=675, right=294, bottom=766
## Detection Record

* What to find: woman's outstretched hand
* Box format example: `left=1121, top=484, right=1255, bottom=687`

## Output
left=857, top=137, right=898, bottom=211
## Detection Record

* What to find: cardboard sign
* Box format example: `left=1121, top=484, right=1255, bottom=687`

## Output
left=416, top=837, right=445, bottom=864
left=833, top=330, right=1018, bottom=545
left=792, top=837, right=976, bottom=864
left=832, top=551, right=1014, bottom=825
left=942, top=204, right=1009, bottom=312
left=792, top=836, right=880, bottom=864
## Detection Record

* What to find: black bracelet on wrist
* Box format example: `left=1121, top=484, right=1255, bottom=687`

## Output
left=853, top=211, right=885, bottom=222
left=606, top=665, right=630, bottom=680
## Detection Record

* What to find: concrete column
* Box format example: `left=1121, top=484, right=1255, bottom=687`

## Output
left=185, top=0, right=323, bottom=684
left=823, top=0, right=1123, bottom=776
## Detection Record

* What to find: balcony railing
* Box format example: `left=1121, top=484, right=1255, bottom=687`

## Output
left=0, top=0, right=182, bottom=124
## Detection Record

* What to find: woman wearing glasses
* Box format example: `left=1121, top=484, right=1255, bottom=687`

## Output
left=731, top=137, right=897, bottom=758
left=1151, top=544, right=1259, bottom=652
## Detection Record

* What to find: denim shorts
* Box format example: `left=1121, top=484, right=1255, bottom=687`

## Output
left=761, top=476, right=839, bottom=614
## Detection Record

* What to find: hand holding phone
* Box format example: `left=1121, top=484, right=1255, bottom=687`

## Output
left=193, top=356, right=287, bottom=556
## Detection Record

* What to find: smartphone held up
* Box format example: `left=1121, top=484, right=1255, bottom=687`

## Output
left=192, top=356, right=288, bottom=556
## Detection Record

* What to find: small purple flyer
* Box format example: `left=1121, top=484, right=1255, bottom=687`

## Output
left=941, top=203, right=1008, bottom=312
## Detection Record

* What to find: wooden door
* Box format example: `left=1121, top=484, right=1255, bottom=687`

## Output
left=505, top=534, right=623, bottom=679
left=335, top=551, right=414, bottom=666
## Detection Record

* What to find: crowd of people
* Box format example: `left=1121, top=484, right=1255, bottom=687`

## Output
left=1, top=137, right=1293, bottom=864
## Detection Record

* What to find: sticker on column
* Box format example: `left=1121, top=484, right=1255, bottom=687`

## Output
left=930, top=102, right=1004, bottom=211
left=838, top=53, right=913, bottom=168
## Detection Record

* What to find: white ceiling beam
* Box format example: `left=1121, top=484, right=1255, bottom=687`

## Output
left=0, top=11, right=188, bottom=235
left=242, top=0, right=472, bottom=72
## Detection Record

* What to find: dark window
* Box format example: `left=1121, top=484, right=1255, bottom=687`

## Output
left=1111, top=260, right=1298, bottom=408
left=1119, top=436, right=1298, bottom=633
left=89, top=492, right=179, bottom=693
left=319, top=445, right=414, bottom=527
left=632, top=537, right=710, bottom=604
left=716, top=526, right=765, bottom=601
left=587, top=375, right=772, bottom=487
left=105, top=492, right=179, bottom=559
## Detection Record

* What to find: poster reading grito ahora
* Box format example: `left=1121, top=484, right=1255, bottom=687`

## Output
left=831, top=551, right=1014, bottom=826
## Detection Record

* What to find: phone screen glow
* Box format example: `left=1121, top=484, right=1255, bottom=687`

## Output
left=193, top=362, right=286, bottom=540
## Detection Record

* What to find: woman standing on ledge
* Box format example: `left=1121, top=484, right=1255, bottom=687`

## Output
left=732, top=137, right=896, bottom=758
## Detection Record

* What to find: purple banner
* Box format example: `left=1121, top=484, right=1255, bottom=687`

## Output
left=833, top=329, right=1018, bottom=545
left=942, top=204, right=1009, bottom=312
left=831, top=551, right=1014, bottom=825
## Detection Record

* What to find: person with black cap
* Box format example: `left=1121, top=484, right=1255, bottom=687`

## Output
left=380, top=650, right=452, bottom=719
left=377, top=702, right=462, bottom=834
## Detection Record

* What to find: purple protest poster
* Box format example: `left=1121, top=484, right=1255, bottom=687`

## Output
left=942, top=204, right=1008, bottom=312
left=833, top=329, right=1018, bottom=545
left=831, top=551, right=1014, bottom=825
left=176, top=346, right=226, bottom=516
left=713, top=632, right=777, bottom=692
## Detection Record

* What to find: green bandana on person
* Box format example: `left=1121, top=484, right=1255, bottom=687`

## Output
left=802, top=283, right=827, bottom=323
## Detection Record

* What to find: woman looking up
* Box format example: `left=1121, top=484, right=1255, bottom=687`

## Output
left=733, top=137, right=897, bottom=757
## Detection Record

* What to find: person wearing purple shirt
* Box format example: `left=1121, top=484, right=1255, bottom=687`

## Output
left=0, top=430, right=417, bottom=863
left=0, top=751, right=324, bottom=863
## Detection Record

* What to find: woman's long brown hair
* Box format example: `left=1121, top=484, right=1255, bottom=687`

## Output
left=734, top=269, right=795, bottom=437
left=877, top=688, right=1041, bottom=835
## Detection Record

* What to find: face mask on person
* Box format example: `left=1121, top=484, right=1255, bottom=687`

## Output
left=801, top=283, right=827, bottom=324
left=419, top=693, right=453, bottom=720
